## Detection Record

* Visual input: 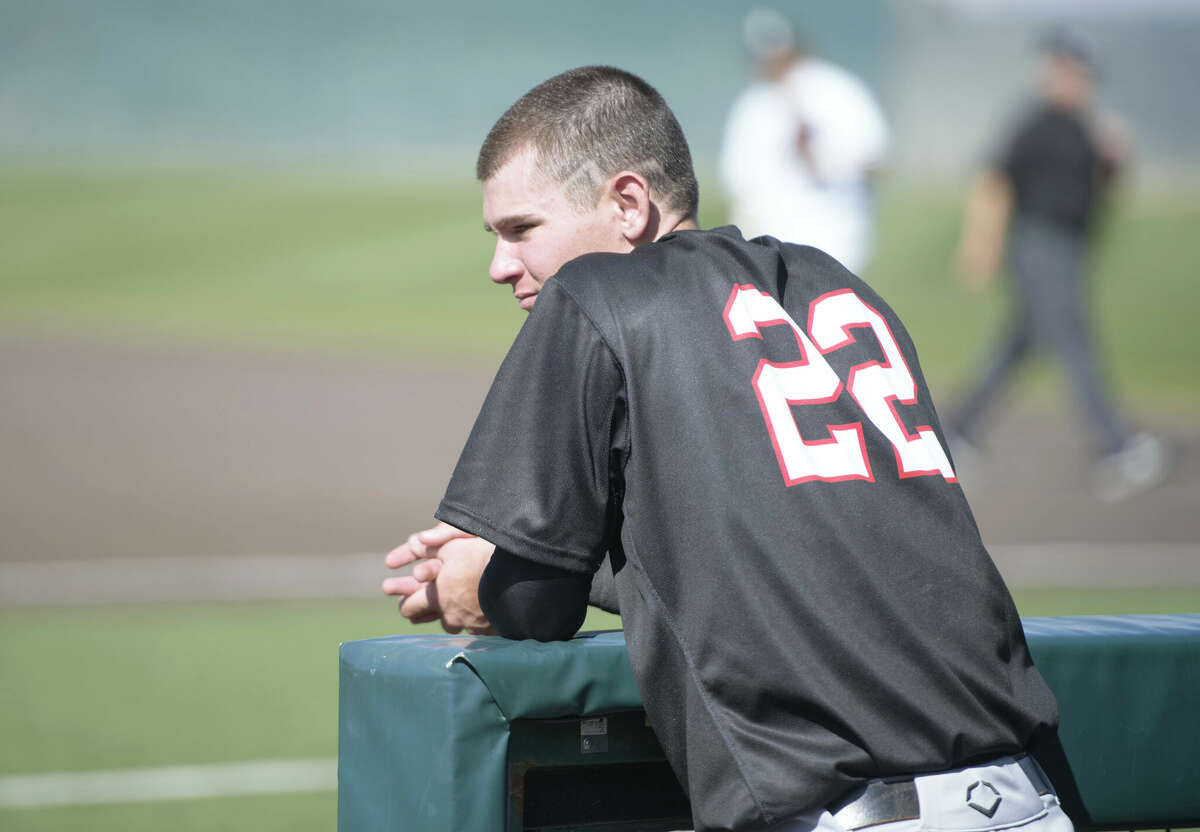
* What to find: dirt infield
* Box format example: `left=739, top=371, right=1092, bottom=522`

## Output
left=2, top=330, right=1196, bottom=588
left=0, top=331, right=499, bottom=563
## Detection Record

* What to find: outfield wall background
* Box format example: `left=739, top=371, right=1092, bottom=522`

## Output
left=2, top=0, right=1198, bottom=177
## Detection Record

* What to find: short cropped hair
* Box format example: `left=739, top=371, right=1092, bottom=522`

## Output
left=477, top=66, right=699, bottom=221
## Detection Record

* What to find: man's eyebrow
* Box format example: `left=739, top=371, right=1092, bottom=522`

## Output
left=484, top=213, right=540, bottom=233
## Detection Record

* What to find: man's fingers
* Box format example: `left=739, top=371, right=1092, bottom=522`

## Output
left=392, top=530, right=436, bottom=565
left=385, top=534, right=486, bottom=637
left=399, top=582, right=440, bottom=622
left=382, top=575, right=424, bottom=597
left=386, top=522, right=474, bottom=569
left=417, top=522, right=473, bottom=547
left=385, top=540, right=418, bottom=568
left=413, top=559, right=443, bottom=583
left=404, top=606, right=442, bottom=625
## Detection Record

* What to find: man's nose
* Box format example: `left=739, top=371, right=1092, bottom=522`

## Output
left=489, top=241, right=523, bottom=285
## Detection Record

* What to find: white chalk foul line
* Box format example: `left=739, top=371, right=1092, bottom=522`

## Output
left=0, top=757, right=336, bottom=810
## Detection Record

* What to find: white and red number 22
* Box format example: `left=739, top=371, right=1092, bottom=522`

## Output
left=722, top=285, right=955, bottom=485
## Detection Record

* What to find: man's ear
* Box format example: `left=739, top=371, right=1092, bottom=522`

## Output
left=606, top=171, right=655, bottom=245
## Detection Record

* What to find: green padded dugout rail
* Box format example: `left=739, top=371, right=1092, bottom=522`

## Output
left=338, top=631, right=649, bottom=832
left=1022, top=614, right=1200, bottom=830
left=338, top=615, right=1200, bottom=832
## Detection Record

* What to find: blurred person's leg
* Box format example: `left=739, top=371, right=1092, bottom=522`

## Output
left=946, top=284, right=1033, bottom=447
left=1015, top=219, right=1168, bottom=499
left=1017, top=219, right=1128, bottom=457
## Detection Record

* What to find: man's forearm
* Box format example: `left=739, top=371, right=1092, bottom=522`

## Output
left=478, top=547, right=591, bottom=641
left=964, top=169, right=1013, bottom=255
left=957, top=168, right=1014, bottom=283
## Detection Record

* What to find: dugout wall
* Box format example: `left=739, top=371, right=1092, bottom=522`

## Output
left=338, top=615, right=1200, bottom=832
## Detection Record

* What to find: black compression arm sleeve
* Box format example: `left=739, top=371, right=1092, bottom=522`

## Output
left=478, top=547, right=591, bottom=642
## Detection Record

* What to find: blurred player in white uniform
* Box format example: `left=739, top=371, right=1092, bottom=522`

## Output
left=719, top=8, right=889, bottom=274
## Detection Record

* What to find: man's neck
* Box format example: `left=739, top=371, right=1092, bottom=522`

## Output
left=654, top=214, right=698, bottom=240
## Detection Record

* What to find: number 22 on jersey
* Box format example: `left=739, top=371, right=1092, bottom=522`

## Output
left=722, top=285, right=956, bottom=485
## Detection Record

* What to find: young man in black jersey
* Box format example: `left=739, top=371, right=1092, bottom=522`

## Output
left=383, top=66, right=1079, bottom=832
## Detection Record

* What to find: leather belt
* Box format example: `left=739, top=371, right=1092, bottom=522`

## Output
left=830, top=755, right=1053, bottom=831
left=1016, top=755, right=1053, bottom=796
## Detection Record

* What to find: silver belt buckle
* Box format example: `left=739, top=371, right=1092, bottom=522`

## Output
left=832, top=779, right=920, bottom=831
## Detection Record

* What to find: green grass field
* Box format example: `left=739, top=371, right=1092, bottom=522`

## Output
left=2, top=590, right=1199, bottom=831
left=2, top=166, right=1197, bottom=406
left=0, top=600, right=622, bottom=831
left=0, top=167, right=522, bottom=354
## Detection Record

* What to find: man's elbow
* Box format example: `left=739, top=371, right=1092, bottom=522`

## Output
left=490, top=603, right=586, bottom=642
left=479, top=588, right=586, bottom=642
left=477, top=550, right=590, bottom=642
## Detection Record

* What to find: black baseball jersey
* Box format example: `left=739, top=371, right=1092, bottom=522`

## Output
left=998, top=103, right=1100, bottom=235
left=436, top=227, right=1058, bottom=831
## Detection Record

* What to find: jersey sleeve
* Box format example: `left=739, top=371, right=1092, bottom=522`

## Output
left=434, top=279, right=624, bottom=575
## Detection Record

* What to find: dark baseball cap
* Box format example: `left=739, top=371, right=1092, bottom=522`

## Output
left=743, top=8, right=796, bottom=61
left=1039, top=26, right=1098, bottom=71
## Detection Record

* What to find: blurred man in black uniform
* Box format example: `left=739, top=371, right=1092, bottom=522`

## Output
left=947, top=29, right=1167, bottom=501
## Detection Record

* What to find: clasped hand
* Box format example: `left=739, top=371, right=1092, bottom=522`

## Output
left=382, top=522, right=496, bottom=635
